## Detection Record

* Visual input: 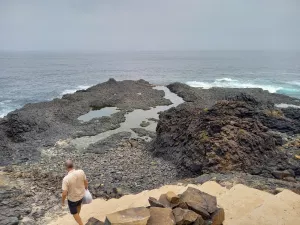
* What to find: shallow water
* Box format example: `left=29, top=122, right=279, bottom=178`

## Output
left=78, top=107, right=119, bottom=122
left=71, top=86, right=184, bottom=150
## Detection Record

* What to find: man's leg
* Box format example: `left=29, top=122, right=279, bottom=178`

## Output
left=68, top=200, right=83, bottom=225
left=73, top=213, right=83, bottom=225
left=77, top=204, right=82, bottom=214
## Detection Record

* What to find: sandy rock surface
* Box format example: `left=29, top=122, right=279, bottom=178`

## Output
left=48, top=181, right=300, bottom=225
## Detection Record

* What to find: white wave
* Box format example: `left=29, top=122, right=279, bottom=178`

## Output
left=186, top=78, right=282, bottom=93
left=215, top=78, right=238, bottom=82
left=275, top=103, right=300, bottom=109
left=289, top=81, right=300, bottom=87
left=61, top=85, right=91, bottom=96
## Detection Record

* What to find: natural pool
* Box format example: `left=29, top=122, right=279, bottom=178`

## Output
left=72, top=86, right=184, bottom=150
left=78, top=107, right=119, bottom=122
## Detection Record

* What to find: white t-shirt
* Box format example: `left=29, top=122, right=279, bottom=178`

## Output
left=62, top=169, right=86, bottom=202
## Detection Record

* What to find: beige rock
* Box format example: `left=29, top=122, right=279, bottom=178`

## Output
left=148, top=197, right=165, bottom=208
left=105, top=207, right=150, bottom=225
left=211, top=208, right=225, bottom=225
left=147, top=207, right=175, bottom=225
left=166, top=191, right=179, bottom=204
left=193, top=216, right=205, bottom=225
left=173, top=208, right=199, bottom=225
left=180, top=187, right=217, bottom=213
left=186, top=202, right=210, bottom=220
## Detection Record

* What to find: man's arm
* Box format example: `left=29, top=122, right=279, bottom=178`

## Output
left=62, top=190, right=68, bottom=206
left=84, top=179, right=88, bottom=190
left=62, top=179, right=68, bottom=207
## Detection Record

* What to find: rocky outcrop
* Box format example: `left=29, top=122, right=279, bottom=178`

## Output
left=0, top=79, right=171, bottom=166
left=153, top=93, right=300, bottom=178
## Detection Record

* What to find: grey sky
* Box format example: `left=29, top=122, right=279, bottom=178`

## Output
left=0, top=0, right=299, bottom=51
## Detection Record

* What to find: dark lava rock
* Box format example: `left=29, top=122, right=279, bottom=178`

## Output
left=153, top=93, right=300, bottom=177
left=85, top=217, right=104, bottom=225
left=86, top=132, right=131, bottom=154
left=1, top=217, right=19, bottom=225
left=140, top=121, right=150, bottom=127
left=131, top=128, right=156, bottom=139
left=0, top=79, right=171, bottom=166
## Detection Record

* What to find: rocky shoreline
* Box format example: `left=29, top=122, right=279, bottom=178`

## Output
left=1, top=79, right=300, bottom=224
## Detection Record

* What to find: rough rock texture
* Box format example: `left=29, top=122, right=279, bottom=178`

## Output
left=105, top=207, right=150, bottom=225
left=86, top=132, right=132, bottom=153
left=0, top=79, right=171, bottom=166
left=173, top=208, right=199, bottom=225
left=167, top=82, right=300, bottom=108
left=1, top=138, right=178, bottom=224
left=85, top=217, right=104, bottom=225
left=153, top=93, right=300, bottom=178
left=96, top=188, right=222, bottom=225
left=131, top=128, right=156, bottom=139
left=147, top=207, right=175, bottom=225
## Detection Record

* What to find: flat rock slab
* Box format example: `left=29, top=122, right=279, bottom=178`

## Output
left=147, top=207, right=175, bottom=225
left=86, top=217, right=104, bottom=225
left=180, top=187, right=217, bottom=214
left=105, top=207, right=150, bottom=225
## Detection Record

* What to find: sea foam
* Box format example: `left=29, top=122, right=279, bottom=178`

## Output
left=186, top=78, right=282, bottom=93
left=60, top=85, right=91, bottom=96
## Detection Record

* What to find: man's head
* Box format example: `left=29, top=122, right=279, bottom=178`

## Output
left=65, top=159, right=74, bottom=171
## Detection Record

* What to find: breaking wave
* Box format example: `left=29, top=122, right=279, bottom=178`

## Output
left=60, top=85, right=91, bottom=96
left=186, top=78, right=283, bottom=93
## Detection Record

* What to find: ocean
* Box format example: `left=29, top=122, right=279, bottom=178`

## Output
left=1, top=51, right=300, bottom=117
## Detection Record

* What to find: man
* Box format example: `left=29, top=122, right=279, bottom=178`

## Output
left=62, top=160, right=88, bottom=225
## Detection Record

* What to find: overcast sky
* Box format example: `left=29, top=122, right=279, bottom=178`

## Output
left=0, top=0, right=299, bottom=51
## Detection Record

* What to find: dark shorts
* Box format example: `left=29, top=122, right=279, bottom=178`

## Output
left=68, top=198, right=83, bottom=215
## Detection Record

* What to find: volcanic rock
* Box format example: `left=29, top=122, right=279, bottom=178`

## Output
left=153, top=93, right=299, bottom=177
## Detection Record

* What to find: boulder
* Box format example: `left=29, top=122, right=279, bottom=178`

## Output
left=186, top=202, right=210, bottom=220
left=211, top=208, right=225, bottom=225
left=158, top=194, right=179, bottom=208
left=153, top=93, right=297, bottom=178
left=173, top=207, right=199, bottom=225
left=148, top=197, right=165, bottom=208
left=180, top=187, right=217, bottom=214
left=105, top=207, right=150, bottom=225
left=140, top=121, right=150, bottom=127
left=272, top=170, right=294, bottom=180
left=177, top=202, right=189, bottom=209
left=166, top=191, right=180, bottom=204
left=20, top=217, right=35, bottom=225
left=147, top=207, right=175, bottom=225
left=86, top=217, right=104, bottom=225
left=193, top=217, right=205, bottom=225
left=1, top=217, right=19, bottom=225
